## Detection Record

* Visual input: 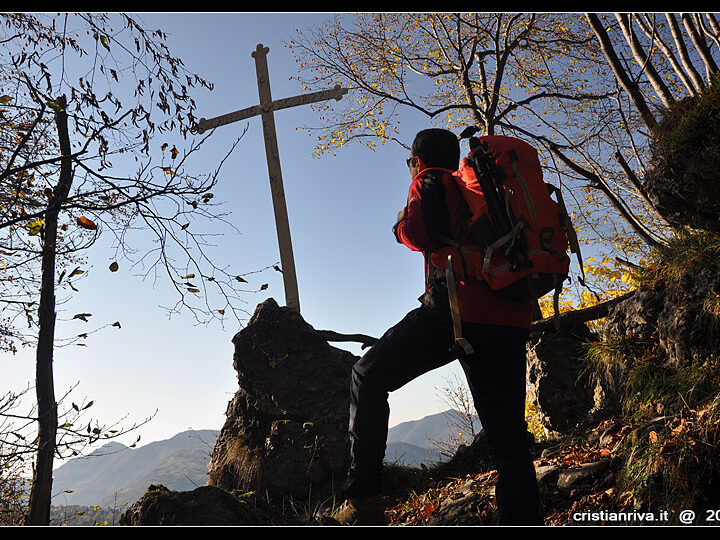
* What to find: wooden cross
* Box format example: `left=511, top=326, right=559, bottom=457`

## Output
left=196, top=44, right=347, bottom=313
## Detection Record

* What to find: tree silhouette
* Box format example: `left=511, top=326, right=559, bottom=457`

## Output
left=0, top=13, right=253, bottom=524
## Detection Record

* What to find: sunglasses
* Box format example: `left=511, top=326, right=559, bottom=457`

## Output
left=406, top=155, right=417, bottom=168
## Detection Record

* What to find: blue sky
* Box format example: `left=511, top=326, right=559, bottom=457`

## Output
left=6, top=13, right=471, bottom=455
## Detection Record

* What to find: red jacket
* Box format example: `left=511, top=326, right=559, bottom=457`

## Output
left=393, top=168, right=533, bottom=329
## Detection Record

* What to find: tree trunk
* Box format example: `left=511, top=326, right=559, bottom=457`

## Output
left=682, top=13, right=719, bottom=81
left=585, top=13, right=658, bottom=132
left=666, top=13, right=706, bottom=93
left=549, top=142, right=668, bottom=250
left=634, top=14, right=698, bottom=98
left=615, top=13, right=676, bottom=109
left=25, top=96, right=73, bottom=526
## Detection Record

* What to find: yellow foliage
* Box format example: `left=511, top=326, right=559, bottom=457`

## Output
left=289, top=12, right=665, bottom=309
left=525, top=399, right=546, bottom=441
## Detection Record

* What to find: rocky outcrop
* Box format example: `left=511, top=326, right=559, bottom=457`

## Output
left=642, top=79, right=720, bottom=233
left=604, top=268, right=720, bottom=369
left=526, top=323, right=598, bottom=435
left=206, top=298, right=358, bottom=501
left=642, top=165, right=720, bottom=233
left=119, top=484, right=270, bottom=526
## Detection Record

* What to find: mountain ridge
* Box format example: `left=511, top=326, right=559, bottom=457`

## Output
left=51, top=429, right=219, bottom=508
left=50, top=412, right=472, bottom=510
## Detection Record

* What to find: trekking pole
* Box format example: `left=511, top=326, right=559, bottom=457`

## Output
left=467, top=143, right=514, bottom=237
left=460, top=126, right=514, bottom=239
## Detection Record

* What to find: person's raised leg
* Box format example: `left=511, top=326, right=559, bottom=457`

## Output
left=336, top=305, right=454, bottom=524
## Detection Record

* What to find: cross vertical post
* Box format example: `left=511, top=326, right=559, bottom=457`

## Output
left=251, top=44, right=300, bottom=312
left=195, top=44, right=347, bottom=314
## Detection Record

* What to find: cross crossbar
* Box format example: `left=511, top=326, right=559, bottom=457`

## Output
left=196, top=86, right=347, bottom=134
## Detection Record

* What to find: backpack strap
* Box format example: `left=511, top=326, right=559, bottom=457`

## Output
left=445, top=254, right=474, bottom=358
left=547, top=183, right=586, bottom=286
left=482, top=221, right=525, bottom=273
left=509, top=149, right=537, bottom=221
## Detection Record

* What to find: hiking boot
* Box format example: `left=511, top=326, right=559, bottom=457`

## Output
left=332, top=495, right=387, bottom=525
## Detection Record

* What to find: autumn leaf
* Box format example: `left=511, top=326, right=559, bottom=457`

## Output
left=109, top=261, right=119, bottom=272
left=187, top=287, right=200, bottom=293
left=235, top=276, right=248, bottom=283
left=161, top=142, right=168, bottom=151
left=218, top=309, right=225, bottom=315
left=76, top=216, right=97, bottom=230
left=27, top=219, right=44, bottom=236
left=68, top=267, right=84, bottom=278
left=112, top=321, right=121, bottom=328
left=671, top=419, right=686, bottom=436
left=73, top=313, right=92, bottom=322
left=260, top=283, right=268, bottom=291
left=170, top=145, right=178, bottom=159
left=98, top=34, right=110, bottom=52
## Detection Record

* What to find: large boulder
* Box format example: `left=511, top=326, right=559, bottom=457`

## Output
left=206, top=298, right=358, bottom=501
left=587, top=248, right=720, bottom=422
left=526, top=323, right=598, bottom=435
left=119, top=484, right=269, bottom=526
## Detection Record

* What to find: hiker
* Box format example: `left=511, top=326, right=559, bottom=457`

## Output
left=334, top=128, right=542, bottom=526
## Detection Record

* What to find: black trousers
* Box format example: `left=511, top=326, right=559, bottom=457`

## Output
left=342, top=304, right=541, bottom=525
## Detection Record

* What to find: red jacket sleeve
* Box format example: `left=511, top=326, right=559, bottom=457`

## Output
left=393, top=176, right=433, bottom=251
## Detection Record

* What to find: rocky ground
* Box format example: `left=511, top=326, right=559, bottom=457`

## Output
left=120, top=416, right=643, bottom=526
left=122, top=236, right=720, bottom=528
left=382, top=417, right=638, bottom=526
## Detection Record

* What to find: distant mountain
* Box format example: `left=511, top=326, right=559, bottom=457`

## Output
left=49, top=411, right=479, bottom=511
left=387, top=409, right=481, bottom=449
left=384, top=441, right=444, bottom=467
left=51, top=429, right=218, bottom=509
left=384, top=409, right=481, bottom=467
